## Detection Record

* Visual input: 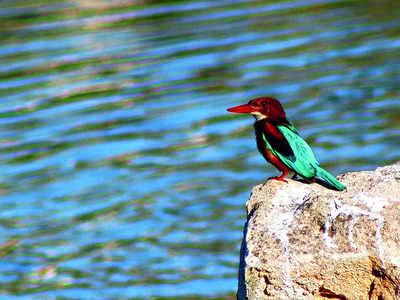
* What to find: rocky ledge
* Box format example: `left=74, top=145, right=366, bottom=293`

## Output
left=238, top=162, right=400, bottom=300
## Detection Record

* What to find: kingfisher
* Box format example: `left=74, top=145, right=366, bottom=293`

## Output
left=227, top=97, right=345, bottom=191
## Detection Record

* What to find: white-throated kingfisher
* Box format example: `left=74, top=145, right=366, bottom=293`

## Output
left=227, top=97, right=345, bottom=191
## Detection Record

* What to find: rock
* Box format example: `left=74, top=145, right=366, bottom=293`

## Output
left=237, top=162, right=400, bottom=300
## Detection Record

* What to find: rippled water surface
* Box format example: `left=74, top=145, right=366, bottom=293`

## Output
left=0, top=0, right=399, bottom=298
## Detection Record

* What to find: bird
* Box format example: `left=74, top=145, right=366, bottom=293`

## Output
left=227, top=97, right=345, bottom=191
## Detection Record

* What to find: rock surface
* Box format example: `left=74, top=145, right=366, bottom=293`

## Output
left=237, top=162, right=400, bottom=300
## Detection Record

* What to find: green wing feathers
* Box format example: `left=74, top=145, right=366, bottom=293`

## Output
left=262, top=123, right=346, bottom=191
left=315, top=167, right=346, bottom=191
left=262, top=124, right=318, bottom=178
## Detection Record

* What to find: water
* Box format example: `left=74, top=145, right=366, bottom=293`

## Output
left=0, top=0, right=399, bottom=298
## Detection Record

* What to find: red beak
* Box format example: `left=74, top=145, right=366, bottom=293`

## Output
left=227, top=104, right=255, bottom=114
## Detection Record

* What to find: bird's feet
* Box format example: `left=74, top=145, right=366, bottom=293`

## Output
left=268, top=176, right=288, bottom=183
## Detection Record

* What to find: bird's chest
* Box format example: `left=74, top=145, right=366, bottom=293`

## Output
left=255, top=134, right=275, bottom=163
left=254, top=121, right=273, bottom=160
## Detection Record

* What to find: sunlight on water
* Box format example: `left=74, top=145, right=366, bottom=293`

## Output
left=0, top=0, right=399, bottom=298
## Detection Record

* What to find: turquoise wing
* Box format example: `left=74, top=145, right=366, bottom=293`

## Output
left=262, top=124, right=319, bottom=178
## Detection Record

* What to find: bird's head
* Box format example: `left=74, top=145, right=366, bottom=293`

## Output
left=227, top=97, right=286, bottom=121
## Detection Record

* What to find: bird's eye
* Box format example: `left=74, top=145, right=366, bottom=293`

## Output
left=261, top=101, right=266, bottom=107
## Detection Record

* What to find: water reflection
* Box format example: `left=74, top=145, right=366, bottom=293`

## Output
left=0, top=0, right=399, bottom=298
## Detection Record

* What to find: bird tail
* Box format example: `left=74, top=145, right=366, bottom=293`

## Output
left=315, top=167, right=346, bottom=191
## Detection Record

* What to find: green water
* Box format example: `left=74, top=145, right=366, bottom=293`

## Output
left=0, top=0, right=399, bottom=299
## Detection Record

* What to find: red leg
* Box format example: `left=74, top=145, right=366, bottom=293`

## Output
left=265, top=150, right=290, bottom=183
left=269, top=169, right=289, bottom=182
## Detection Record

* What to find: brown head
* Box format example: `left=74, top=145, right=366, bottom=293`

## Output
left=227, top=97, right=287, bottom=122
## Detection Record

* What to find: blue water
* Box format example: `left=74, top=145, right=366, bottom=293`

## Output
left=0, top=0, right=399, bottom=298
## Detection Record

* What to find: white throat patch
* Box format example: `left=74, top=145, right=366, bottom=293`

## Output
left=251, top=111, right=266, bottom=121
